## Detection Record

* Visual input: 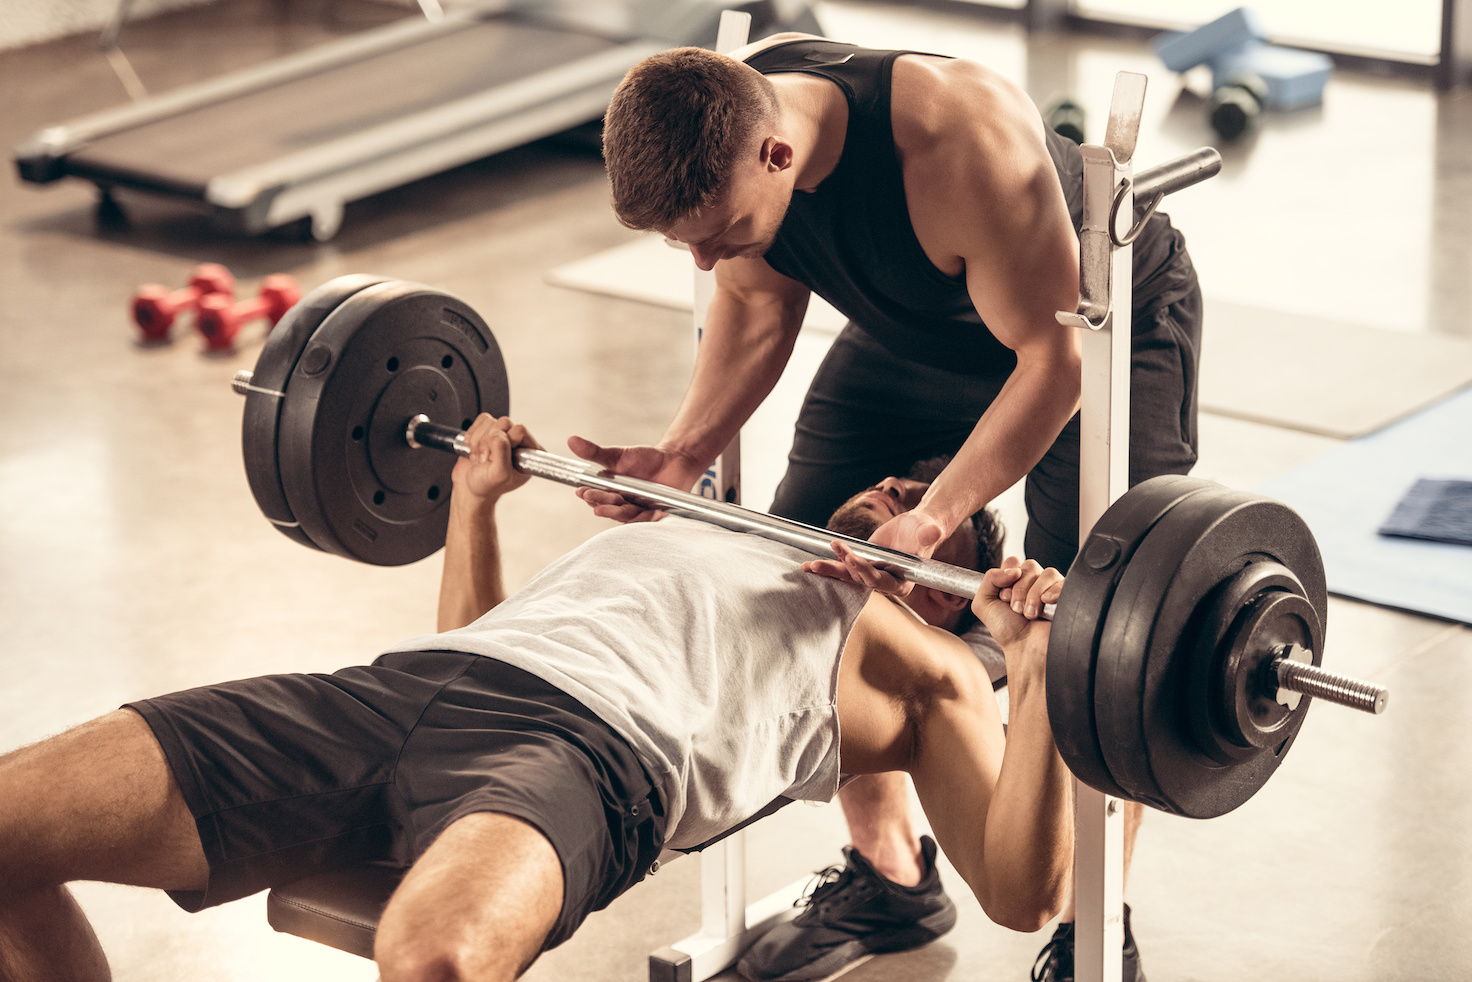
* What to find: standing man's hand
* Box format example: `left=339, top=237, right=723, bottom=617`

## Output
left=566, top=435, right=706, bottom=522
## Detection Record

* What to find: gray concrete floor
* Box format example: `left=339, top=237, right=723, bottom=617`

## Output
left=1, top=1, right=1470, bottom=980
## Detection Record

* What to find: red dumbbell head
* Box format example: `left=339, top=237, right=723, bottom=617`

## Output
left=131, top=263, right=235, bottom=343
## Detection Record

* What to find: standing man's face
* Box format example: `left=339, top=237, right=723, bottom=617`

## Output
left=663, top=143, right=793, bottom=270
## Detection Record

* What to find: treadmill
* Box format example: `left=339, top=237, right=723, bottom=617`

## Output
left=14, top=0, right=819, bottom=240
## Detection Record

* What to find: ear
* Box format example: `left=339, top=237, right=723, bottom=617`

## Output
left=761, top=136, right=795, bottom=172
left=926, top=586, right=970, bottom=614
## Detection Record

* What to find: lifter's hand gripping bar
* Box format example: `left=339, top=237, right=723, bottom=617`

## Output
left=406, top=414, right=987, bottom=600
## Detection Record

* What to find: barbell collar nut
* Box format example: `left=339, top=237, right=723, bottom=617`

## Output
left=1273, top=647, right=1388, bottom=716
left=1272, top=642, right=1312, bottom=711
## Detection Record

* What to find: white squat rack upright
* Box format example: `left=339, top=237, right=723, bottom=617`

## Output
left=1058, top=72, right=1220, bottom=982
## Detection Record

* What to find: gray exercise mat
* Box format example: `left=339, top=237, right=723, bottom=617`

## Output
left=1199, top=301, right=1472, bottom=438
left=549, top=242, right=1472, bottom=440
left=1257, top=387, right=1472, bottom=625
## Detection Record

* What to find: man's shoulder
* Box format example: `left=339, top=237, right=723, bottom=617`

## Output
left=731, top=32, right=826, bottom=64
left=889, top=56, right=1035, bottom=153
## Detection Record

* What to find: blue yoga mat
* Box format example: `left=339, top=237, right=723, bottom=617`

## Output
left=1257, top=386, right=1472, bottom=625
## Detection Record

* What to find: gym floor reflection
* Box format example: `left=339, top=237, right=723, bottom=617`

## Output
left=1, top=1, right=1469, bottom=979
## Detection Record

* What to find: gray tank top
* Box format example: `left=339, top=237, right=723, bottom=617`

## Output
left=382, top=518, right=870, bottom=850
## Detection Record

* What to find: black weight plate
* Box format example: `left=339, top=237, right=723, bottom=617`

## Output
left=277, top=281, right=509, bottom=566
left=1095, top=483, right=1326, bottom=818
left=1184, top=562, right=1318, bottom=765
left=242, top=274, right=390, bottom=552
left=1047, top=474, right=1210, bottom=800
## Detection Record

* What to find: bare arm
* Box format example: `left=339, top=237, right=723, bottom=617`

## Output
left=967, top=560, right=1073, bottom=929
left=436, top=415, right=542, bottom=632
left=831, top=550, right=1072, bottom=931
left=872, top=58, right=1083, bottom=559
left=570, top=257, right=809, bottom=520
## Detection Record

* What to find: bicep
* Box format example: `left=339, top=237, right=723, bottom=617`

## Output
left=960, top=158, right=1079, bottom=361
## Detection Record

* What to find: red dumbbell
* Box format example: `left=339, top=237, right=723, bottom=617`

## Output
left=195, top=275, right=303, bottom=352
left=131, top=263, right=235, bottom=343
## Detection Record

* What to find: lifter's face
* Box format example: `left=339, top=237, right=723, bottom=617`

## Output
left=827, top=478, right=975, bottom=569
left=664, top=138, right=795, bottom=271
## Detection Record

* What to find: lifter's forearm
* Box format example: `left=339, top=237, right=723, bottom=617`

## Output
left=976, top=661, right=1074, bottom=930
left=436, top=493, right=506, bottom=632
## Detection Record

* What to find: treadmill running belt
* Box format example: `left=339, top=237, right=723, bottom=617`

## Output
left=65, top=16, right=621, bottom=195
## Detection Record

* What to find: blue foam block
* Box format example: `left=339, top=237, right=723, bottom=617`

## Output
left=1257, top=387, right=1472, bottom=626
left=1153, top=7, right=1264, bottom=73
left=1211, top=40, right=1333, bottom=110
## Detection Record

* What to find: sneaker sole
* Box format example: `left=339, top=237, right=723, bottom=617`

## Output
left=738, top=904, right=959, bottom=982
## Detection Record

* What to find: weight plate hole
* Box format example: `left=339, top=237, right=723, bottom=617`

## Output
left=351, top=425, right=364, bottom=441
left=373, top=490, right=386, bottom=505
left=386, top=357, right=399, bottom=372
left=428, top=485, right=440, bottom=501
left=442, top=355, right=454, bottom=369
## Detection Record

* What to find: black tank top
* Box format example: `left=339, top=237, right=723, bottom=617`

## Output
left=747, top=39, right=1189, bottom=374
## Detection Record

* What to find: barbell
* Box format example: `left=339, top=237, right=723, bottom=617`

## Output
left=234, top=275, right=1387, bottom=819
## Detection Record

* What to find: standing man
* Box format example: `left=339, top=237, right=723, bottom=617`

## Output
left=575, top=34, right=1199, bottom=982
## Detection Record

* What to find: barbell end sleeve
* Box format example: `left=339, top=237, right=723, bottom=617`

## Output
left=405, top=414, right=469, bottom=456
left=231, top=370, right=285, bottom=399
left=1275, top=657, right=1389, bottom=716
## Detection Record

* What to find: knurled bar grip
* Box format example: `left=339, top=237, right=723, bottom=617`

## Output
left=1276, top=658, right=1389, bottom=715
left=406, top=415, right=988, bottom=599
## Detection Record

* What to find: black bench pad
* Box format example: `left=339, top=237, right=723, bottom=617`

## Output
left=266, top=865, right=405, bottom=960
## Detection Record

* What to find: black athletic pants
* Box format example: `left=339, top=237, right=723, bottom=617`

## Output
left=769, top=290, right=1203, bottom=573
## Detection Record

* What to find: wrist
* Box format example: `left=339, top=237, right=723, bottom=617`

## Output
left=450, top=486, right=502, bottom=516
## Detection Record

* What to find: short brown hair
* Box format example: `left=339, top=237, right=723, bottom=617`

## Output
left=603, top=47, right=779, bottom=231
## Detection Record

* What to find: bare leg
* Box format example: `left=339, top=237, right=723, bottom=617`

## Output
left=375, top=812, right=563, bottom=982
left=835, top=773, right=923, bottom=886
left=0, top=711, right=208, bottom=982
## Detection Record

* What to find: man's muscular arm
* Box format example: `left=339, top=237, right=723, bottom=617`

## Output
left=437, top=415, right=541, bottom=632
left=968, top=559, right=1073, bottom=929
left=570, top=258, right=810, bottom=520
left=874, top=57, right=1083, bottom=558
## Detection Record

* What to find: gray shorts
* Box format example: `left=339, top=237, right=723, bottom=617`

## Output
left=127, top=649, right=665, bottom=950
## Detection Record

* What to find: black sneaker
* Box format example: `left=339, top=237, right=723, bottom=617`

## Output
left=1031, top=904, right=1146, bottom=982
left=736, top=836, right=957, bottom=982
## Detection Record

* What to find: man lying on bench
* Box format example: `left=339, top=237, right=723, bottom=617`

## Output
left=0, top=414, right=1071, bottom=982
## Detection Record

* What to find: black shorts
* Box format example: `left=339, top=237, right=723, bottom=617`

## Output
left=126, top=650, right=665, bottom=950
left=770, top=283, right=1202, bottom=573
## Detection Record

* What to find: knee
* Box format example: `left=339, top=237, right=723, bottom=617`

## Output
left=376, top=944, right=471, bottom=982
left=377, top=936, right=519, bottom=982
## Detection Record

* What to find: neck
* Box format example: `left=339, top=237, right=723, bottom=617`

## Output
left=771, top=74, right=847, bottom=191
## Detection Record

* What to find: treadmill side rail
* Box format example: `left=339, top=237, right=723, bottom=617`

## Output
left=205, top=41, right=660, bottom=211
left=12, top=7, right=500, bottom=180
